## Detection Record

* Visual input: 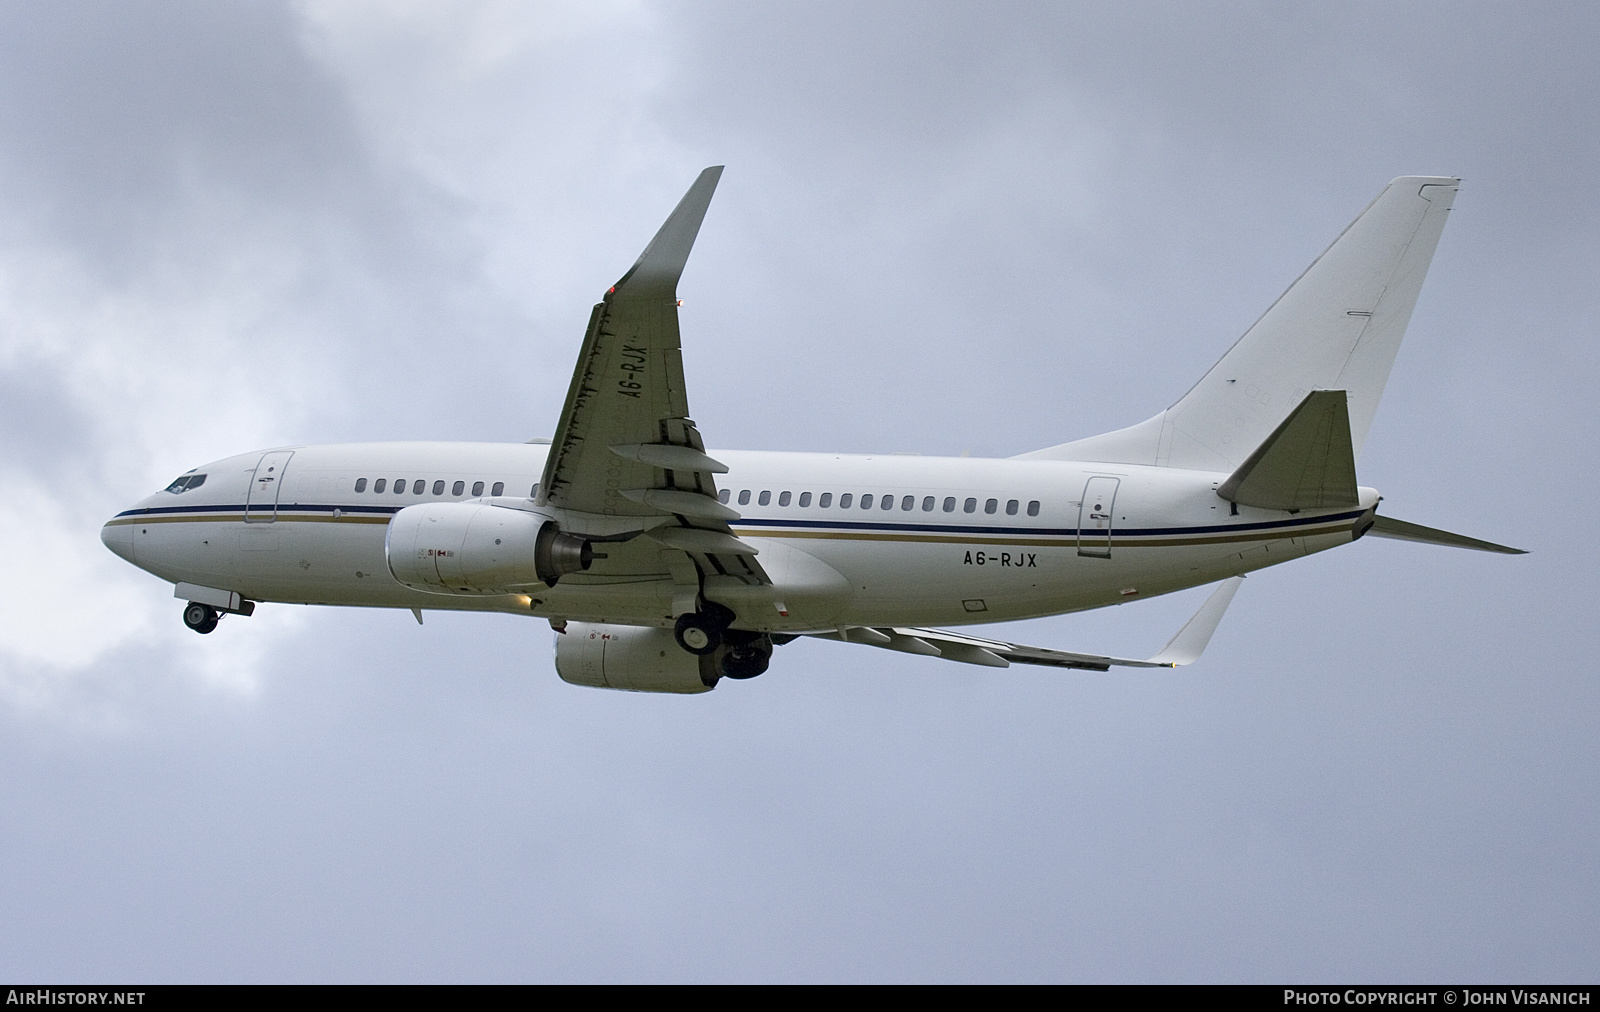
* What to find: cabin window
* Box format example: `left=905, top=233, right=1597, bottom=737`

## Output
left=779, top=491, right=791, bottom=506
left=819, top=493, right=832, bottom=508
left=393, top=479, right=406, bottom=494
left=922, top=496, right=935, bottom=511
left=491, top=481, right=505, bottom=496
left=964, top=498, right=977, bottom=513
left=1006, top=499, right=1018, bottom=515
left=839, top=493, right=853, bottom=509
left=738, top=489, right=751, bottom=506
left=943, top=497, right=956, bottom=512
left=374, top=479, right=387, bottom=493
left=530, top=484, right=539, bottom=498
left=859, top=494, right=873, bottom=509
left=472, top=481, right=485, bottom=496
left=719, top=488, right=730, bottom=503
left=452, top=481, right=465, bottom=496
left=758, top=490, right=771, bottom=506
left=413, top=480, right=426, bottom=494
left=432, top=480, right=445, bottom=495
left=1027, top=500, right=1041, bottom=517
left=985, top=498, right=998, bottom=514
left=902, top=495, right=914, bottom=511
left=799, top=492, right=812, bottom=507
left=881, top=494, right=894, bottom=511
left=354, top=478, right=367, bottom=493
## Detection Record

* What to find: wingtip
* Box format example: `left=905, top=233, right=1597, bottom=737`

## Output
left=609, top=167, right=726, bottom=298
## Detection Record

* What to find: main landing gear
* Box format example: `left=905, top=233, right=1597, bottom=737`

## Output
left=668, top=602, right=774, bottom=678
left=673, top=602, right=736, bottom=655
left=672, top=603, right=775, bottom=680
left=718, top=630, right=773, bottom=680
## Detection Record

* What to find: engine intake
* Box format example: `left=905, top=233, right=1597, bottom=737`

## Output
left=385, top=502, right=594, bottom=594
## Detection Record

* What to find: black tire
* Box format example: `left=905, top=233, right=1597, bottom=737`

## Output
left=183, top=602, right=219, bottom=635
left=720, top=636, right=773, bottom=680
left=674, top=613, right=722, bottom=655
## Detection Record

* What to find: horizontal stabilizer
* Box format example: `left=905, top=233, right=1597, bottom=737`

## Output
left=1365, top=515, right=1526, bottom=554
left=1218, top=390, right=1358, bottom=510
left=814, top=577, right=1244, bottom=670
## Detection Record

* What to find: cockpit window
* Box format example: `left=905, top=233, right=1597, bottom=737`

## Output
left=164, top=473, right=207, bottom=494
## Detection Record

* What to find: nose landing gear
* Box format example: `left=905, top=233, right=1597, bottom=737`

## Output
left=178, top=589, right=255, bottom=634
left=182, top=602, right=220, bottom=634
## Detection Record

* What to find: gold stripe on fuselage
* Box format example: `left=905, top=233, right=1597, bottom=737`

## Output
left=107, top=512, right=1352, bottom=549
left=732, top=521, right=1352, bottom=549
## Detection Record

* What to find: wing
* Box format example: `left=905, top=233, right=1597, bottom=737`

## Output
left=812, top=577, right=1244, bottom=670
left=538, top=167, right=766, bottom=611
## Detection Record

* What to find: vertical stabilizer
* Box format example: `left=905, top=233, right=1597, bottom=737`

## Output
left=1019, top=177, right=1459, bottom=470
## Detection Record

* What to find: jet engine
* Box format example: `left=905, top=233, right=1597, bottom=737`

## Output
left=555, top=622, right=719, bottom=693
left=385, top=501, right=594, bottom=594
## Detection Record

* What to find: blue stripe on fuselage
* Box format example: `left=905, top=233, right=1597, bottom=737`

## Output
left=115, top=502, right=1364, bottom=539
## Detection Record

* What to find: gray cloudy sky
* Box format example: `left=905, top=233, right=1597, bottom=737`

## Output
left=1, top=0, right=1596, bottom=983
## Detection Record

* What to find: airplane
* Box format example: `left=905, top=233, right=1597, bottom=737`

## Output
left=100, top=168, right=1523, bottom=693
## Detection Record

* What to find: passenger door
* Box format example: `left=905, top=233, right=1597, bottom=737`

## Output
left=245, top=451, right=295, bottom=523
left=1077, top=476, right=1119, bottom=558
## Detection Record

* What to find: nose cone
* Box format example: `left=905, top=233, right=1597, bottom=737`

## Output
left=101, top=518, right=135, bottom=564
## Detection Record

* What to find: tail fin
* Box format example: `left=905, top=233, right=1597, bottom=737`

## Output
left=1019, top=176, right=1459, bottom=471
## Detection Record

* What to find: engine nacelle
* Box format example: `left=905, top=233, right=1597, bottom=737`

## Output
left=555, top=622, right=718, bottom=694
left=385, top=501, right=593, bottom=594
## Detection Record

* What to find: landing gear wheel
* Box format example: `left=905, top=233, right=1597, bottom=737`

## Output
left=674, top=613, right=722, bottom=655
left=183, top=602, right=219, bottom=635
left=719, top=636, right=772, bottom=680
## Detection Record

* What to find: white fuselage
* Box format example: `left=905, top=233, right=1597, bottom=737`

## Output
left=102, top=442, right=1377, bottom=632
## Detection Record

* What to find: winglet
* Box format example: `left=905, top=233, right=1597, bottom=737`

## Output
left=1145, top=576, right=1244, bottom=666
left=608, top=166, right=725, bottom=300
